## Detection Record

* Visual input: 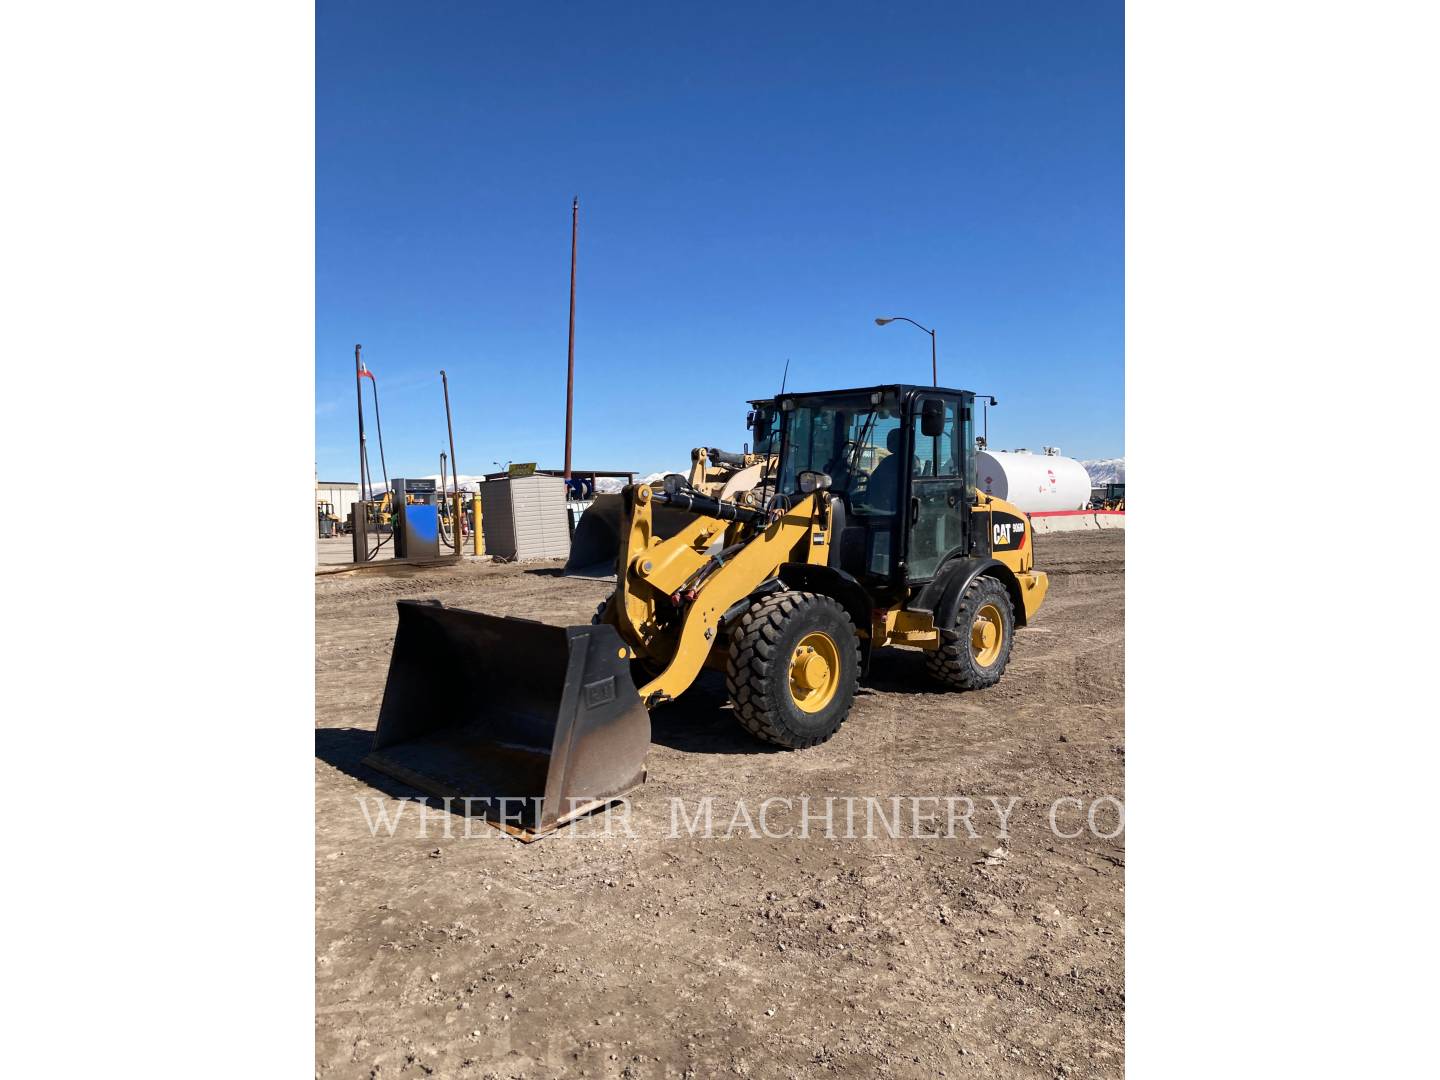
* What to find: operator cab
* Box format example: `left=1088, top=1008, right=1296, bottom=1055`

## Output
left=758, top=385, right=978, bottom=587
left=745, top=399, right=780, bottom=459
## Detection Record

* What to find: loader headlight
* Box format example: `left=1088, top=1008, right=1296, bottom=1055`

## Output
left=798, top=470, right=832, bottom=494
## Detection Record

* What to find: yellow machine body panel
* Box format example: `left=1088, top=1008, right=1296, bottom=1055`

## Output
left=971, top=490, right=1050, bottom=622
left=608, top=485, right=826, bottom=703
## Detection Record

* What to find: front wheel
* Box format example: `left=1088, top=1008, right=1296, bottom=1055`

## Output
left=726, top=591, right=859, bottom=748
left=926, top=575, right=1016, bottom=690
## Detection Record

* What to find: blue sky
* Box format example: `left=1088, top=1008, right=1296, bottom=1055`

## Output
left=317, top=1, right=1122, bottom=483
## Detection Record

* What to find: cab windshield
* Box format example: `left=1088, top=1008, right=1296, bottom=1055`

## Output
left=777, top=393, right=905, bottom=514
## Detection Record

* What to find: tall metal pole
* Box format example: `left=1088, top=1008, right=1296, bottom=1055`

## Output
left=354, top=344, right=367, bottom=493
left=353, top=344, right=371, bottom=557
left=441, top=369, right=460, bottom=545
left=564, top=196, right=578, bottom=481
left=978, top=396, right=996, bottom=447
left=875, top=316, right=937, bottom=387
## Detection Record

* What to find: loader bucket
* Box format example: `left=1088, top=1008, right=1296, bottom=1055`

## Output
left=564, top=493, right=626, bottom=576
left=363, top=600, right=650, bottom=836
left=564, top=493, right=709, bottom=577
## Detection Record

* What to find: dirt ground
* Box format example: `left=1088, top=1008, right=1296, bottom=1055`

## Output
left=316, top=529, right=1124, bottom=1079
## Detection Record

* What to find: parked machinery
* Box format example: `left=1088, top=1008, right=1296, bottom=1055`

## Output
left=363, top=385, right=1049, bottom=835
left=316, top=500, right=340, bottom=539
left=1090, top=482, right=1125, bottom=511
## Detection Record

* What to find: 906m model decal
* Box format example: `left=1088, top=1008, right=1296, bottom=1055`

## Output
left=991, top=511, right=1028, bottom=552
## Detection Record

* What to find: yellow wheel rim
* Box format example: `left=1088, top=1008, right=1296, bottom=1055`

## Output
left=789, top=631, right=841, bottom=713
left=971, top=603, right=1005, bottom=668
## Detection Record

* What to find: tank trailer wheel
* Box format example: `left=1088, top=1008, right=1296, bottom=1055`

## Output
left=725, top=591, right=860, bottom=749
left=926, top=575, right=1016, bottom=690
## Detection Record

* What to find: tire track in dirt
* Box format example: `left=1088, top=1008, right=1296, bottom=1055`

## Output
left=316, top=529, right=1125, bottom=1078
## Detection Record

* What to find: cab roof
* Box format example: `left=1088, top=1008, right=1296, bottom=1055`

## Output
left=774, top=384, right=974, bottom=401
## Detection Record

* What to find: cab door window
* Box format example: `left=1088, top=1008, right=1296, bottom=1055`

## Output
left=907, top=399, right=966, bottom=579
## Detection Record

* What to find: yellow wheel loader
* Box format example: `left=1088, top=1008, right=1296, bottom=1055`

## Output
left=364, top=385, right=1049, bottom=836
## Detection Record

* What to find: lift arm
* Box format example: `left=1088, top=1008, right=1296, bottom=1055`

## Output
left=610, top=484, right=826, bottom=705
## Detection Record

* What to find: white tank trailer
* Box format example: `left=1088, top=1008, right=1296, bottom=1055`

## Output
left=976, top=447, right=1092, bottom=513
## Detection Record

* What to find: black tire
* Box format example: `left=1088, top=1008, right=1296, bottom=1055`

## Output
left=725, top=591, right=860, bottom=749
left=926, top=575, right=1015, bottom=690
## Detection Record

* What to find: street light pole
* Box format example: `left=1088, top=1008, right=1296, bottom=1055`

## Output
left=874, top=315, right=937, bottom=386
left=975, top=395, right=998, bottom=447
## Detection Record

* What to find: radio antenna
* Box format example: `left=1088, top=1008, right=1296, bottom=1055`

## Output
left=757, top=358, right=790, bottom=509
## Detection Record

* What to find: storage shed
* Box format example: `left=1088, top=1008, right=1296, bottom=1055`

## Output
left=479, top=474, right=572, bottom=561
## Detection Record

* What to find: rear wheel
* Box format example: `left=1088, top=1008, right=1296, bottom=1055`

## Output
left=726, top=591, right=859, bottom=748
left=926, top=575, right=1015, bottom=689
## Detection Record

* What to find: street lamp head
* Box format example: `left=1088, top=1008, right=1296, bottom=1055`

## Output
left=874, top=317, right=893, bottom=326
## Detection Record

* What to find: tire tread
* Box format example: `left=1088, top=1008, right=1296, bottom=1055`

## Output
left=725, top=591, right=858, bottom=748
left=925, top=575, right=1015, bottom=690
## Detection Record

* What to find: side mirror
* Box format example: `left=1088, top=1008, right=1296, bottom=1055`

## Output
left=752, top=412, right=772, bottom=444
left=797, top=470, right=831, bottom=494
left=920, top=398, right=946, bottom=437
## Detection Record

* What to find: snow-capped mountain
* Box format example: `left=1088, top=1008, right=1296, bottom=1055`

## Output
left=376, top=474, right=488, bottom=495
left=1081, top=458, right=1125, bottom=485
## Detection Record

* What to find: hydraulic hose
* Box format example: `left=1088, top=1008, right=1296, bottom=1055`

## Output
left=706, top=447, right=746, bottom=468
left=651, top=489, right=768, bottom=525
